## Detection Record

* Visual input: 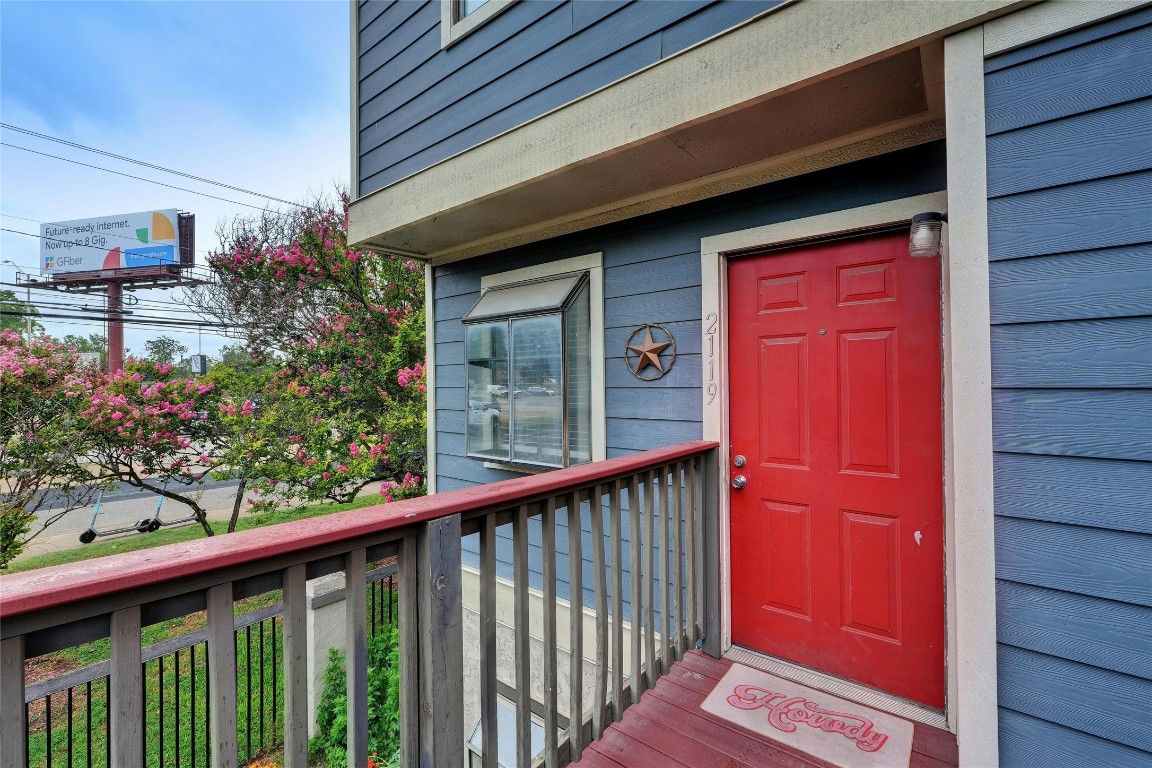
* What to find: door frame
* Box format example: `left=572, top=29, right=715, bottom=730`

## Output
left=699, top=184, right=996, bottom=743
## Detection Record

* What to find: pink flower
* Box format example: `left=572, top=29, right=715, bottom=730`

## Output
left=349, top=443, right=361, bottom=457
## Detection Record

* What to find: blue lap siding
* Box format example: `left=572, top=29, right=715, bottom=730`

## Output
left=355, top=0, right=782, bottom=196
left=985, top=10, right=1152, bottom=766
left=433, top=143, right=946, bottom=616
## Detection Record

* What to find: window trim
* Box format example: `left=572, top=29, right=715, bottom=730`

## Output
left=476, top=253, right=606, bottom=472
left=441, top=0, right=516, bottom=49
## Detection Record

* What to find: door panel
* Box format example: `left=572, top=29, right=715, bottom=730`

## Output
left=728, top=229, right=945, bottom=709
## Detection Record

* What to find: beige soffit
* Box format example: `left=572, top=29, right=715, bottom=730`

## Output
left=350, top=0, right=1023, bottom=262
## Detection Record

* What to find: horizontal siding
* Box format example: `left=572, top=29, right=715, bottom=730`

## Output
left=988, top=245, right=1152, bottom=324
left=993, top=453, right=1149, bottom=534
left=996, top=581, right=1152, bottom=679
left=995, top=517, right=1151, bottom=606
left=986, top=12, right=1152, bottom=766
left=357, top=0, right=782, bottom=194
left=997, top=645, right=1152, bottom=752
left=991, top=389, right=1151, bottom=460
left=431, top=142, right=946, bottom=605
left=987, top=170, right=1152, bottom=261
left=983, top=23, right=1152, bottom=134
left=999, top=709, right=1152, bottom=768
left=989, top=317, right=1152, bottom=388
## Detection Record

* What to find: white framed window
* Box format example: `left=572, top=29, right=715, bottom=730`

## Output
left=463, top=254, right=605, bottom=471
left=441, top=0, right=516, bottom=48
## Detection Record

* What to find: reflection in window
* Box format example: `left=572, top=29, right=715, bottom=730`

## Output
left=463, top=272, right=590, bottom=469
left=457, top=0, right=489, bottom=19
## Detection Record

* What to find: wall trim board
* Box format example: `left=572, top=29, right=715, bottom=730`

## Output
left=350, top=0, right=360, bottom=200
left=944, top=24, right=999, bottom=766
left=350, top=0, right=1022, bottom=256
left=426, top=262, right=437, bottom=493
left=983, top=0, right=1149, bottom=56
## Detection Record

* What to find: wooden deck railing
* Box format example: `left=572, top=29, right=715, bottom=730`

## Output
left=0, top=441, right=719, bottom=768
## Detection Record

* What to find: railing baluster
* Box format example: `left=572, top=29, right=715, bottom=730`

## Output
left=109, top=606, right=143, bottom=767
left=159, top=651, right=166, bottom=765
left=398, top=534, right=419, bottom=768
left=590, top=483, right=608, bottom=740
left=0, top=636, right=25, bottom=768
left=259, top=618, right=266, bottom=751
left=645, top=472, right=654, bottom=686
left=686, top=457, right=698, bottom=645
left=626, top=474, right=645, bottom=709
left=175, top=649, right=181, bottom=768
left=85, top=680, right=92, bottom=768
left=694, top=454, right=707, bottom=644
left=610, top=479, right=624, bottom=722
left=479, top=513, right=499, bottom=768
left=282, top=564, right=308, bottom=768
left=345, top=547, right=369, bottom=768
left=46, top=692, right=52, bottom=768
left=206, top=583, right=237, bottom=768
left=672, top=461, right=684, bottom=660
left=513, top=504, right=532, bottom=767
left=542, top=496, right=559, bottom=767
left=67, top=686, right=73, bottom=768
left=190, top=646, right=197, bottom=768
left=568, top=489, right=585, bottom=761
left=661, top=463, right=673, bottom=673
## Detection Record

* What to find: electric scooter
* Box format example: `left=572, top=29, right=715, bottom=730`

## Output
left=78, top=488, right=158, bottom=544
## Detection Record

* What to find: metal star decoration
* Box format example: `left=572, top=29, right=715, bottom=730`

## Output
left=628, top=327, right=671, bottom=372
left=624, top=324, right=676, bottom=381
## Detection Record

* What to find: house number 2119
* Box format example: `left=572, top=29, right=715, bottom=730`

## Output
left=705, top=312, right=718, bottom=405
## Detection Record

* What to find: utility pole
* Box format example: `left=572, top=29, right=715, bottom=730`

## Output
left=1, top=259, right=32, bottom=341
left=107, top=281, right=124, bottom=373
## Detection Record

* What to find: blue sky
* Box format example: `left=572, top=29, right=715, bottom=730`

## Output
left=1, top=1, right=350, bottom=357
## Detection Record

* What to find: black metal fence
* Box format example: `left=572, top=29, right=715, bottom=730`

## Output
left=24, top=567, right=398, bottom=767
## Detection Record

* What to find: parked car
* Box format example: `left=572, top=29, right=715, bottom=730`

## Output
left=524, top=386, right=556, bottom=397
left=487, top=385, right=508, bottom=397
left=468, top=398, right=501, bottom=430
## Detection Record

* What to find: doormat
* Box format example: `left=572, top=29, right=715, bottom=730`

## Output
left=700, top=664, right=914, bottom=768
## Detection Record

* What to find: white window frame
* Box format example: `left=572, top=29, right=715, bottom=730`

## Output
left=441, top=0, right=516, bottom=49
left=478, top=253, right=606, bottom=472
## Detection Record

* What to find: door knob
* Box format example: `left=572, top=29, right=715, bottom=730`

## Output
left=733, top=454, right=746, bottom=468
left=732, top=475, right=748, bottom=490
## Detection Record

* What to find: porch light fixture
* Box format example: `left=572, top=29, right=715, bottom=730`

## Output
left=909, top=211, right=947, bottom=258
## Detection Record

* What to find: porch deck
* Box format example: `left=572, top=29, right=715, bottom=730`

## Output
left=575, top=651, right=959, bottom=768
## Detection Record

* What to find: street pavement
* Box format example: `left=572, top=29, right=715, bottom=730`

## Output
left=15, top=477, right=264, bottom=560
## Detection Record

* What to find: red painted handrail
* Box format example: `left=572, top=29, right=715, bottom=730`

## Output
left=0, top=441, right=716, bottom=619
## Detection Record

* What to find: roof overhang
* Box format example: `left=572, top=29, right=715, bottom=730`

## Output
left=349, top=0, right=1026, bottom=265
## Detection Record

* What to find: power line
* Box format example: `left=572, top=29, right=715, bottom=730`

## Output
left=1, top=143, right=274, bottom=212
left=1, top=123, right=306, bottom=208
left=10, top=314, right=237, bottom=339
left=2, top=309, right=231, bottom=330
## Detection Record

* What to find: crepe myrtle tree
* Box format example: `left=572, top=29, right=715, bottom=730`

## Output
left=79, top=358, right=227, bottom=536
left=0, top=331, right=103, bottom=567
left=198, top=193, right=428, bottom=506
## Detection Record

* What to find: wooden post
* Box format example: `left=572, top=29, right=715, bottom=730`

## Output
left=418, top=513, right=463, bottom=768
left=207, top=583, right=238, bottom=768
left=398, top=534, right=420, bottom=767
left=541, top=497, right=559, bottom=767
left=513, top=505, right=533, bottom=767
left=346, top=548, right=369, bottom=767
left=479, top=514, right=499, bottom=767
left=282, top=564, right=309, bottom=768
left=109, top=605, right=143, bottom=766
left=0, top=636, right=27, bottom=768
left=702, top=449, right=723, bottom=658
left=568, top=489, right=585, bottom=760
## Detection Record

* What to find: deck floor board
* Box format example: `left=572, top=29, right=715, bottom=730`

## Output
left=571, top=651, right=958, bottom=768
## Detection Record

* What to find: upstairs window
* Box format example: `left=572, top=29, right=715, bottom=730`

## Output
left=441, top=0, right=515, bottom=48
left=463, top=272, right=591, bottom=469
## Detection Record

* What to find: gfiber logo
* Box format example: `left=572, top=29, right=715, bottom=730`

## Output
left=44, top=256, right=54, bottom=270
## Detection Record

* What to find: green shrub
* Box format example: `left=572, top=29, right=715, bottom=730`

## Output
left=309, top=626, right=401, bottom=766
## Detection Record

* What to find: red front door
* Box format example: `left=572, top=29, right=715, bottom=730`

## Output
left=727, top=229, right=945, bottom=709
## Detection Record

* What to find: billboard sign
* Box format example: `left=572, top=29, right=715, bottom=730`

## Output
left=40, top=210, right=180, bottom=275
